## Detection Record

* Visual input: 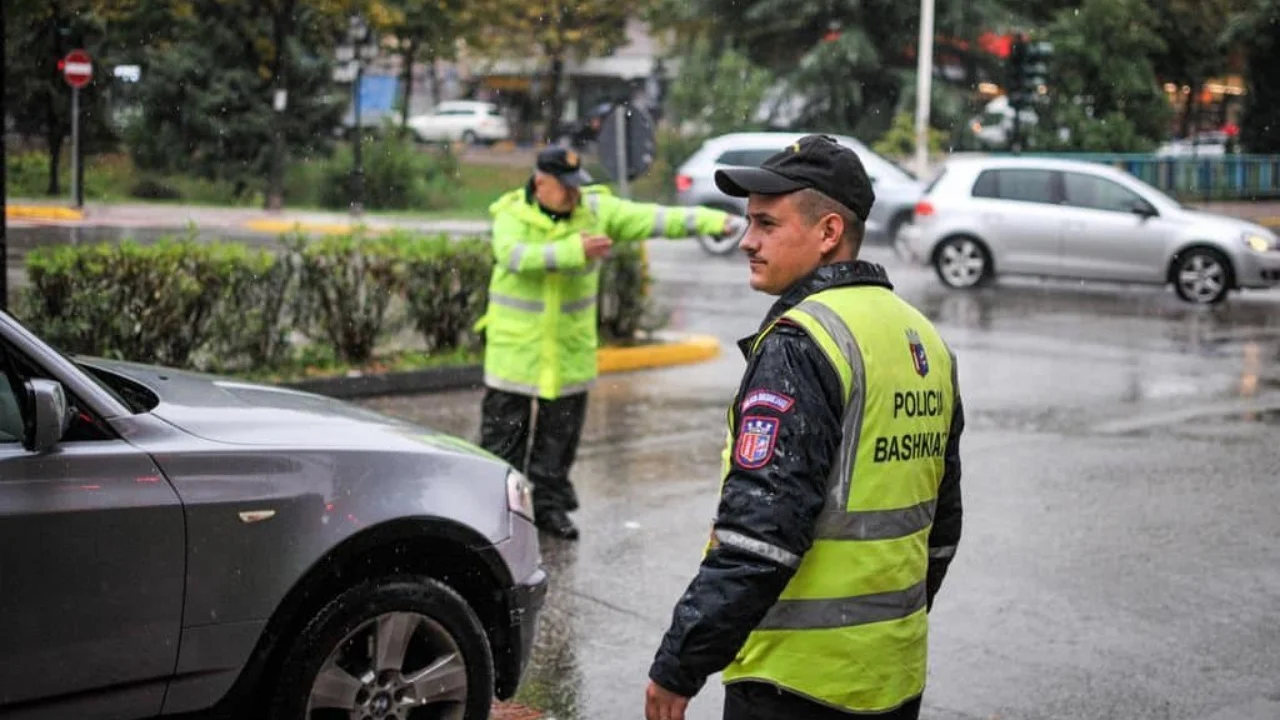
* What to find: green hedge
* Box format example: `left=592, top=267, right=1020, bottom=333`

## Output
left=20, top=230, right=658, bottom=375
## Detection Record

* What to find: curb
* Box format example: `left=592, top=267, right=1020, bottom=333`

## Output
left=6, top=205, right=86, bottom=221
left=597, top=333, right=720, bottom=374
left=283, top=334, right=721, bottom=399
left=243, top=219, right=387, bottom=236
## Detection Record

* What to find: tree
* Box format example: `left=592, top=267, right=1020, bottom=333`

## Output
left=483, top=0, right=632, bottom=142
left=380, top=0, right=483, bottom=127
left=1032, top=0, right=1172, bottom=151
left=1151, top=0, right=1244, bottom=138
left=648, top=0, right=1016, bottom=141
left=1226, top=0, right=1280, bottom=152
left=3, top=0, right=126, bottom=195
left=666, top=37, right=772, bottom=138
left=126, top=0, right=346, bottom=203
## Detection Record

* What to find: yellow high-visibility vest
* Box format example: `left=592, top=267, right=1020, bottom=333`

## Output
left=715, top=284, right=957, bottom=713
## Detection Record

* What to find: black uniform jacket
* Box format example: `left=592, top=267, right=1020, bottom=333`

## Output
left=648, top=260, right=965, bottom=698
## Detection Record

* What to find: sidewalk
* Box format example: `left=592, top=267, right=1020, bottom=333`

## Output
left=7, top=197, right=1280, bottom=234
left=5, top=199, right=492, bottom=237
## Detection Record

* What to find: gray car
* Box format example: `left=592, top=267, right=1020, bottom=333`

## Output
left=897, top=156, right=1280, bottom=304
left=0, top=309, right=546, bottom=719
left=674, top=132, right=925, bottom=255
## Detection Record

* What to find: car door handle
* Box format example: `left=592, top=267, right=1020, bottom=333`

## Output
left=981, top=212, right=1002, bottom=223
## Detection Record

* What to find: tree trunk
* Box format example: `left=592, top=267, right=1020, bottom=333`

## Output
left=45, top=116, right=63, bottom=197
left=1179, top=80, right=1200, bottom=138
left=45, top=2, right=67, bottom=197
left=265, top=0, right=295, bottom=211
left=400, top=38, right=419, bottom=129
left=544, top=53, right=566, bottom=144
left=427, top=53, right=440, bottom=107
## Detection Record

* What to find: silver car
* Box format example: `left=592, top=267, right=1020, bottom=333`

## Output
left=674, top=132, right=925, bottom=255
left=897, top=156, right=1280, bottom=304
left=0, top=309, right=546, bottom=719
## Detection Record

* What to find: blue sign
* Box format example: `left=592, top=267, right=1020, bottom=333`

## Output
left=357, top=74, right=398, bottom=114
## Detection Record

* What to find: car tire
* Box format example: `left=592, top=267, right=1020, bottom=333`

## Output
left=268, top=576, right=494, bottom=720
left=886, top=211, right=913, bottom=245
left=1172, top=247, right=1233, bottom=304
left=933, top=236, right=993, bottom=289
left=462, top=130, right=479, bottom=146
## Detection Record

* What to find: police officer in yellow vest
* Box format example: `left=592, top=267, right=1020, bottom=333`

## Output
left=480, top=146, right=743, bottom=540
left=645, top=135, right=964, bottom=720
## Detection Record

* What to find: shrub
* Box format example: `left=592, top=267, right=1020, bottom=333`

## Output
left=402, top=234, right=493, bottom=353
left=20, top=228, right=660, bottom=375
left=22, top=233, right=248, bottom=368
left=296, top=231, right=408, bottom=363
left=6, top=153, right=51, bottom=197
left=319, top=130, right=459, bottom=211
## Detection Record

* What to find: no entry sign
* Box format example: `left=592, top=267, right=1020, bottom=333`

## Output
left=61, top=49, right=93, bottom=88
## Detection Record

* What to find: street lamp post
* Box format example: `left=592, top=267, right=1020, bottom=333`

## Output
left=914, top=0, right=936, bottom=180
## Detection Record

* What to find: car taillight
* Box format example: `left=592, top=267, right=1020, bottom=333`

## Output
left=914, top=200, right=935, bottom=218
left=676, top=174, right=693, bottom=193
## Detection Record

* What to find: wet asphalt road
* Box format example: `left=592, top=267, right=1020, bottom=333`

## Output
left=358, top=239, right=1280, bottom=720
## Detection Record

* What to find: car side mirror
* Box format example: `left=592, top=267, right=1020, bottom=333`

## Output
left=1131, top=201, right=1158, bottom=219
left=24, top=379, right=70, bottom=453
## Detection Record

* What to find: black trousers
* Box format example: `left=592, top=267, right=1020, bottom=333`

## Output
left=724, top=682, right=922, bottom=720
left=478, top=388, right=589, bottom=514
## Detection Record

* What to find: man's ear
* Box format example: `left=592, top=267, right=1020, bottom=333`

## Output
left=818, top=213, right=845, bottom=255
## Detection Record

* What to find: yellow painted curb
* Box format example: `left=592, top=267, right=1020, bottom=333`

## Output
left=6, top=205, right=85, bottom=221
left=597, top=334, right=720, bottom=374
left=244, top=219, right=388, bottom=236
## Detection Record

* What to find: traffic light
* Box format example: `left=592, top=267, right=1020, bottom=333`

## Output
left=1007, top=34, right=1053, bottom=111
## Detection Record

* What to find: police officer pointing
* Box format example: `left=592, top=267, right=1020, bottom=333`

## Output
left=479, top=147, right=743, bottom=540
left=645, top=135, right=964, bottom=720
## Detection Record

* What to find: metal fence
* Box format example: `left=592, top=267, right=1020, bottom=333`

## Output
left=1019, top=153, right=1280, bottom=202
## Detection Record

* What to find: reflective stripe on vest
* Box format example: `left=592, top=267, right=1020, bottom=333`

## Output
left=720, top=285, right=956, bottom=713
left=490, top=293, right=597, bottom=315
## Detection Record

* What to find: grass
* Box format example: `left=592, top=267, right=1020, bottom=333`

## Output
left=6, top=144, right=675, bottom=218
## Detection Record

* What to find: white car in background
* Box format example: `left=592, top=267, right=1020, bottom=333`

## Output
left=407, top=101, right=510, bottom=144
left=896, top=156, right=1280, bottom=304
left=674, top=132, right=925, bottom=255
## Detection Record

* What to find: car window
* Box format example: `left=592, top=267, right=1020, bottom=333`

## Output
left=972, top=169, right=1056, bottom=204
left=1062, top=173, right=1145, bottom=213
left=715, top=149, right=777, bottom=167
left=0, top=370, right=25, bottom=444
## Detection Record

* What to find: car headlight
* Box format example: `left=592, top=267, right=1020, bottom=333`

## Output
left=1243, top=232, right=1275, bottom=253
left=506, top=469, right=534, bottom=521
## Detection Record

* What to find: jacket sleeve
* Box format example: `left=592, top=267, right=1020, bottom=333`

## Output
left=926, top=347, right=964, bottom=610
left=592, top=193, right=730, bottom=242
left=491, top=209, right=587, bottom=273
left=648, top=322, right=845, bottom=698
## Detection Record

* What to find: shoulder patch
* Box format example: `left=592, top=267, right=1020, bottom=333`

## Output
left=735, top=415, right=780, bottom=469
left=741, top=389, right=795, bottom=413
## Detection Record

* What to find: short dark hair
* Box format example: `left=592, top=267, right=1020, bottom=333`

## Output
left=792, top=188, right=865, bottom=254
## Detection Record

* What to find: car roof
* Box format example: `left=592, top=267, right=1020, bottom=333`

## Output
left=699, top=132, right=867, bottom=150
left=943, top=155, right=1129, bottom=174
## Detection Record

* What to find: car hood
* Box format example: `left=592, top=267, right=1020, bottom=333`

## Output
left=82, top=359, right=492, bottom=456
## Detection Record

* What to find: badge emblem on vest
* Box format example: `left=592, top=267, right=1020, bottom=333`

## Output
left=907, top=329, right=929, bottom=377
left=736, top=416, right=779, bottom=469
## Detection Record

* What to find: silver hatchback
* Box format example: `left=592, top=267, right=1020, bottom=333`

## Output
left=897, top=157, right=1280, bottom=304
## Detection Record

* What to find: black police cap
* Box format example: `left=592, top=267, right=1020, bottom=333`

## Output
left=536, top=146, right=593, bottom=187
left=714, top=135, right=875, bottom=221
